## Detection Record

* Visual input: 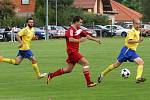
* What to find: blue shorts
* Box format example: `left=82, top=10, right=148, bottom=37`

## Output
left=117, top=46, right=139, bottom=63
left=17, top=50, right=34, bottom=59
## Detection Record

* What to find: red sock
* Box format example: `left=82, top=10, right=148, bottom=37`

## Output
left=49, top=68, right=64, bottom=79
left=83, top=71, right=91, bottom=85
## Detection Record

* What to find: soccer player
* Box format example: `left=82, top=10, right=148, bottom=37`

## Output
left=0, top=18, right=47, bottom=79
left=98, top=19, right=146, bottom=84
left=47, top=16, right=101, bottom=87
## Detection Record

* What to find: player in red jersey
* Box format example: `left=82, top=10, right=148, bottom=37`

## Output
left=47, top=16, right=101, bottom=87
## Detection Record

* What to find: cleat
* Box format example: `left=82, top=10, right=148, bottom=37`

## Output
left=47, top=72, right=52, bottom=85
left=136, top=77, right=146, bottom=83
left=98, top=74, right=103, bottom=83
left=87, top=82, right=97, bottom=87
left=38, top=73, right=47, bottom=79
left=0, top=56, right=3, bottom=62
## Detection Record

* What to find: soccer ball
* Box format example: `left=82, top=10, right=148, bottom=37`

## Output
left=121, top=68, right=130, bottom=78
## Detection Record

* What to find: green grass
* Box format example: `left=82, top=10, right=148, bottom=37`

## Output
left=0, top=38, right=150, bottom=100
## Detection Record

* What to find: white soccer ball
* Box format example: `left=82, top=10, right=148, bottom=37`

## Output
left=121, top=68, right=130, bottom=78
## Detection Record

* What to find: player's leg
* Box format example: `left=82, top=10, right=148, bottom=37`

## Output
left=0, top=55, right=23, bottom=65
left=134, top=57, right=146, bottom=83
left=47, top=52, right=77, bottom=84
left=48, top=63, right=75, bottom=79
left=29, top=56, right=46, bottom=79
left=78, top=57, right=97, bottom=87
left=98, top=61, right=122, bottom=83
left=101, top=61, right=122, bottom=76
left=15, top=56, right=23, bottom=65
left=47, top=63, right=75, bottom=84
left=98, top=46, right=127, bottom=83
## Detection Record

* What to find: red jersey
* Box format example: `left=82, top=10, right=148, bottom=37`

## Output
left=65, top=26, right=89, bottom=54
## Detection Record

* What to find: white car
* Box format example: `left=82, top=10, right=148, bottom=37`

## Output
left=80, top=26, right=97, bottom=37
left=104, top=25, right=129, bottom=37
left=0, top=28, right=5, bottom=40
left=48, top=25, right=66, bottom=38
left=141, top=24, right=150, bottom=36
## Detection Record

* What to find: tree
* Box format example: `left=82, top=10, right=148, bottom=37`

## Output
left=142, top=0, right=150, bottom=22
left=116, top=0, right=124, bottom=3
left=0, top=0, right=16, bottom=27
left=116, top=0, right=142, bottom=12
left=34, top=0, right=109, bottom=26
left=83, top=13, right=109, bottom=25
left=56, top=7, right=84, bottom=25
left=49, top=0, right=74, bottom=8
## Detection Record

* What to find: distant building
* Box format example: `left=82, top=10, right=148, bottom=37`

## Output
left=110, top=0, right=142, bottom=22
left=12, top=0, right=35, bottom=16
left=73, top=0, right=143, bottom=24
left=73, top=0, right=116, bottom=14
left=0, top=0, right=35, bottom=16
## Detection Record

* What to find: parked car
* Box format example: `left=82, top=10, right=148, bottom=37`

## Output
left=80, top=26, right=97, bottom=37
left=123, top=24, right=133, bottom=29
left=48, top=25, right=66, bottom=38
left=1, top=27, right=17, bottom=41
left=104, top=25, right=129, bottom=37
left=0, top=28, right=5, bottom=41
left=83, top=25, right=114, bottom=37
left=62, top=26, right=69, bottom=31
left=34, top=27, right=45, bottom=39
left=141, top=24, right=150, bottom=37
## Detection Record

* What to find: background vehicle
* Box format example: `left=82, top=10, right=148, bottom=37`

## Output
left=34, top=27, right=45, bottom=39
left=80, top=26, right=97, bottom=37
left=104, top=25, right=129, bottom=37
left=141, top=24, right=150, bottom=37
left=83, top=25, right=114, bottom=37
left=48, top=25, right=66, bottom=38
left=0, top=28, right=5, bottom=41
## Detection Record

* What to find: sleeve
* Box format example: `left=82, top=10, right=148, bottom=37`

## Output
left=128, top=31, right=135, bottom=40
left=65, top=29, right=74, bottom=38
left=80, top=30, right=91, bottom=37
left=17, top=28, right=26, bottom=36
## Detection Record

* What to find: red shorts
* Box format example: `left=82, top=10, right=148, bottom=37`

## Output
left=66, top=52, right=83, bottom=65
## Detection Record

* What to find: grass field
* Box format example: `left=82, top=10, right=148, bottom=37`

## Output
left=0, top=38, right=150, bottom=100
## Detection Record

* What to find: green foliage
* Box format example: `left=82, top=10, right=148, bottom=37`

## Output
left=0, top=17, right=12, bottom=27
left=34, top=0, right=109, bottom=26
left=0, top=0, right=109, bottom=27
left=0, top=0, right=16, bottom=27
left=49, top=0, right=74, bottom=8
left=142, top=0, right=150, bottom=22
left=83, top=13, right=109, bottom=25
left=56, top=7, right=84, bottom=25
left=116, top=0, right=124, bottom=3
left=11, top=17, right=27, bottom=27
left=122, top=0, right=142, bottom=12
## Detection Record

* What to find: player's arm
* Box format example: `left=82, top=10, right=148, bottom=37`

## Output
left=32, top=34, right=38, bottom=40
left=86, top=35, right=101, bottom=44
left=128, top=31, right=144, bottom=43
left=69, top=37, right=87, bottom=43
left=128, top=37, right=144, bottom=43
left=16, top=30, right=24, bottom=48
left=67, top=29, right=87, bottom=43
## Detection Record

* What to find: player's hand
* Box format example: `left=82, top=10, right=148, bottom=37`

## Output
left=139, top=37, right=144, bottom=43
left=18, top=43, right=23, bottom=48
left=32, top=35, right=38, bottom=40
left=80, top=37, right=87, bottom=42
left=96, top=39, right=101, bottom=44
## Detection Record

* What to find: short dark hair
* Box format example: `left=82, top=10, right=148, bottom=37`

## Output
left=26, top=17, right=33, bottom=23
left=73, top=16, right=83, bottom=23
